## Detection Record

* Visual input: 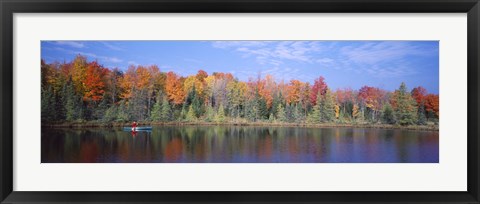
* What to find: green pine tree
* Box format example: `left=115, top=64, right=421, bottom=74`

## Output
left=258, top=97, right=269, bottom=120
left=103, top=104, right=118, bottom=122
left=308, top=93, right=322, bottom=123
left=268, top=113, right=274, bottom=122
left=64, top=80, right=84, bottom=121
left=116, top=100, right=130, bottom=122
left=245, top=99, right=258, bottom=122
left=417, top=101, right=427, bottom=125
left=276, top=104, right=287, bottom=122
left=186, top=85, right=203, bottom=117
left=186, top=105, right=197, bottom=122
left=205, top=105, right=215, bottom=122
left=160, top=97, right=172, bottom=121
left=321, top=89, right=336, bottom=122
left=41, top=86, right=56, bottom=121
left=394, top=82, right=418, bottom=126
left=150, top=95, right=162, bottom=121
left=179, top=104, right=187, bottom=121
left=215, top=104, right=226, bottom=122
left=93, top=93, right=109, bottom=120
left=381, top=102, right=396, bottom=124
left=293, top=103, right=304, bottom=123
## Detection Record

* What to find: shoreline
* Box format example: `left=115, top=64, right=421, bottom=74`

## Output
left=42, top=121, right=439, bottom=131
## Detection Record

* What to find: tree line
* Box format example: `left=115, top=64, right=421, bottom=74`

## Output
left=41, top=55, right=439, bottom=126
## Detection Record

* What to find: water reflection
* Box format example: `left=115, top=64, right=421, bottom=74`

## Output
left=41, top=126, right=439, bottom=163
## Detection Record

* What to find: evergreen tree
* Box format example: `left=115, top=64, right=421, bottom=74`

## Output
left=270, top=92, right=282, bottom=117
left=186, top=85, right=203, bottom=117
left=321, top=89, right=336, bottom=122
left=229, top=105, right=240, bottom=119
left=93, top=93, right=109, bottom=120
left=417, top=101, right=427, bottom=125
left=64, top=79, right=84, bottom=121
left=64, top=83, right=76, bottom=121
left=150, top=95, right=162, bottom=121
left=54, top=84, right=67, bottom=121
left=245, top=99, right=258, bottom=121
left=116, top=101, right=130, bottom=122
left=308, top=93, right=322, bottom=123
left=41, top=86, right=56, bottom=121
left=258, top=97, right=269, bottom=120
left=186, top=105, right=197, bottom=121
left=76, top=96, right=85, bottom=121
left=215, top=104, right=226, bottom=122
left=293, top=103, right=304, bottom=123
left=160, top=97, right=172, bottom=121
left=205, top=105, right=215, bottom=122
left=286, top=103, right=295, bottom=122
left=180, top=105, right=187, bottom=121
left=276, top=104, right=287, bottom=122
left=394, top=82, right=418, bottom=126
left=268, top=113, right=274, bottom=122
left=427, top=111, right=436, bottom=122
left=103, top=104, right=118, bottom=122
left=381, top=102, right=396, bottom=124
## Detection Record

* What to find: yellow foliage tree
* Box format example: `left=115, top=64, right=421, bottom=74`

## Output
left=335, top=104, right=340, bottom=119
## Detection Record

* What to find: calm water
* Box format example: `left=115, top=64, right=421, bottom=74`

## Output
left=41, top=126, right=439, bottom=163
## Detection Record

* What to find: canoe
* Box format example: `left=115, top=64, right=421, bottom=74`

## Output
left=123, top=126, right=153, bottom=131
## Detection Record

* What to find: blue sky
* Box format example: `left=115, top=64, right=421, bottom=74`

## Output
left=41, top=41, right=439, bottom=94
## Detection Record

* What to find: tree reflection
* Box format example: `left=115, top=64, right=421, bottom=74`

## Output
left=41, top=126, right=439, bottom=163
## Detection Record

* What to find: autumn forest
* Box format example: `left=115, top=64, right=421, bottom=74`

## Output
left=41, top=55, right=439, bottom=128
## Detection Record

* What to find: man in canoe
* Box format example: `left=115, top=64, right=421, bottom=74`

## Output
left=132, top=121, right=137, bottom=131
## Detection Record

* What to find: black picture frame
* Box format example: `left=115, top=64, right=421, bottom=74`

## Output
left=1, top=0, right=479, bottom=203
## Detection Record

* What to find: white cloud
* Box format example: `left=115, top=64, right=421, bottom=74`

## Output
left=52, top=47, right=122, bottom=64
left=315, top=41, right=435, bottom=78
left=340, top=41, right=432, bottom=65
left=128, top=61, right=139, bottom=66
left=213, top=41, right=436, bottom=79
left=77, top=51, right=122, bottom=63
left=316, top=58, right=334, bottom=63
left=214, top=41, right=322, bottom=66
left=101, top=42, right=124, bottom=51
left=55, top=41, right=85, bottom=48
left=184, top=58, right=203, bottom=64
left=212, top=41, right=270, bottom=49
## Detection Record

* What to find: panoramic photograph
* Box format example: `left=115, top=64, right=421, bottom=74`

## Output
left=41, top=41, right=439, bottom=163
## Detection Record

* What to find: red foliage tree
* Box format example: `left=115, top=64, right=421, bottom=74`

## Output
left=358, top=86, right=385, bottom=119
left=411, top=86, right=427, bottom=105
left=196, top=70, right=208, bottom=82
left=310, top=76, right=328, bottom=105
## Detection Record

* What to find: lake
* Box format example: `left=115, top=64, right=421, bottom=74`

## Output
left=41, top=126, right=439, bottom=163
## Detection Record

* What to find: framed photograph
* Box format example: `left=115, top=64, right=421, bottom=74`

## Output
left=1, top=0, right=479, bottom=203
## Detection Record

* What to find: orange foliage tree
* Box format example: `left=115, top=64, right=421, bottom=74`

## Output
left=165, top=71, right=186, bottom=105
left=287, top=80, right=304, bottom=104
left=83, top=61, right=108, bottom=102
left=119, top=65, right=138, bottom=100
left=424, top=94, right=439, bottom=117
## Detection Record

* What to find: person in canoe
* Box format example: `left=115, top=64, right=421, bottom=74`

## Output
left=131, top=121, right=137, bottom=132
